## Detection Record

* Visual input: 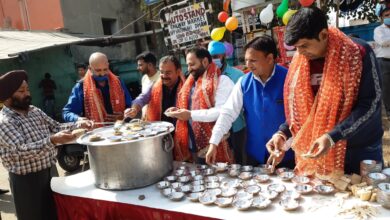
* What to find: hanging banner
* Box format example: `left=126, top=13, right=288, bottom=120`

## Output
left=164, top=2, right=210, bottom=46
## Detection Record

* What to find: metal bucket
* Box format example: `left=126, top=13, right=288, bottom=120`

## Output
left=78, top=122, right=174, bottom=190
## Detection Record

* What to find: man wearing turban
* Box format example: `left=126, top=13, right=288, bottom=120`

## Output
left=0, top=70, right=92, bottom=220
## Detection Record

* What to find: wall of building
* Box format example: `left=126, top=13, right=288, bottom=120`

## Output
left=0, top=47, right=78, bottom=121
left=0, top=0, right=64, bottom=30
left=60, top=0, right=149, bottom=62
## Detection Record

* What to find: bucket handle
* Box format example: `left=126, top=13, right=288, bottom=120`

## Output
left=163, top=134, right=174, bottom=152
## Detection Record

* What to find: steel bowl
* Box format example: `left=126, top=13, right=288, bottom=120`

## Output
left=252, top=195, right=272, bottom=209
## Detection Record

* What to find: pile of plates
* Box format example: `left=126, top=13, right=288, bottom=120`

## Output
left=156, top=164, right=312, bottom=211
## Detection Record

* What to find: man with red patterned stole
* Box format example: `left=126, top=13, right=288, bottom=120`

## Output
left=168, top=47, right=235, bottom=164
left=63, top=52, right=132, bottom=123
left=266, top=7, right=383, bottom=179
left=124, top=55, right=185, bottom=126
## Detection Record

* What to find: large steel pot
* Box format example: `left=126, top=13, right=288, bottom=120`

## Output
left=77, top=122, right=174, bottom=190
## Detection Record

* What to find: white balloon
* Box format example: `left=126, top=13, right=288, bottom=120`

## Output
left=259, top=4, right=274, bottom=24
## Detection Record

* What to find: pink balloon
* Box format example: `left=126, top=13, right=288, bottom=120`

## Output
left=224, top=42, right=234, bottom=57
left=284, top=42, right=295, bottom=50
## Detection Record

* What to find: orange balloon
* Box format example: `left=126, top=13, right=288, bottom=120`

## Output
left=225, top=16, right=238, bottom=31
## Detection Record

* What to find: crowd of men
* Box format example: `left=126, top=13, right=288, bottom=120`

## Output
left=0, top=5, right=388, bottom=220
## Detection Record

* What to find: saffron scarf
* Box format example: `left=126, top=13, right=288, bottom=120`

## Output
left=83, top=70, right=126, bottom=122
left=284, top=27, right=363, bottom=179
left=145, top=74, right=185, bottom=121
left=174, top=63, right=233, bottom=163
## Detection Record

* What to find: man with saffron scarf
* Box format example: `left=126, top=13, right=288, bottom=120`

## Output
left=63, top=52, right=132, bottom=123
left=124, top=55, right=185, bottom=126
left=168, top=47, right=234, bottom=163
left=266, top=7, right=383, bottom=178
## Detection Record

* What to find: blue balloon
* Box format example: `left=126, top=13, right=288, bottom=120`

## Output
left=208, top=41, right=226, bottom=56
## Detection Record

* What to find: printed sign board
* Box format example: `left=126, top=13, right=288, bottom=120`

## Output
left=164, top=2, right=210, bottom=46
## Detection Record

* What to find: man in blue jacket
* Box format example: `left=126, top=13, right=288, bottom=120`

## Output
left=208, top=41, right=247, bottom=164
left=63, top=52, right=132, bottom=122
left=206, top=36, right=295, bottom=167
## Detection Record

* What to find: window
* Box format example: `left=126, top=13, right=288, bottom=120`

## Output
left=102, top=18, right=117, bottom=35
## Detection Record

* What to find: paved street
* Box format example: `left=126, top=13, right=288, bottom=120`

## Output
left=0, top=162, right=83, bottom=220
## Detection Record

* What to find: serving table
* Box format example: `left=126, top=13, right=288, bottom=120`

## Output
left=51, top=163, right=390, bottom=220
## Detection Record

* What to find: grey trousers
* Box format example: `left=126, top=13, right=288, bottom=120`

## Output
left=379, top=58, right=390, bottom=117
left=9, top=167, right=57, bottom=220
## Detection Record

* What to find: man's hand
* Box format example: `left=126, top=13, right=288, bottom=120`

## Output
left=168, top=109, right=191, bottom=121
left=266, top=150, right=285, bottom=173
left=205, top=144, right=218, bottom=165
left=50, top=130, right=76, bottom=145
left=124, top=105, right=141, bottom=118
left=266, top=133, right=286, bottom=157
left=76, top=119, right=94, bottom=130
left=302, top=134, right=332, bottom=158
left=105, top=112, right=124, bottom=122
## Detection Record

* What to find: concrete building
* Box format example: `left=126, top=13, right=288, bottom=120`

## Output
left=0, top=0, right=168, bottom=119
left=0, top=0, right=166, bottom=62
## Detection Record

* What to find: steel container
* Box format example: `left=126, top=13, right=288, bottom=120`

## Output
left=78, top=122, right=174, bottom=190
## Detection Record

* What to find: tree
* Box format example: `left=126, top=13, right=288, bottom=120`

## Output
left=320, top=0, right=378, bottom=23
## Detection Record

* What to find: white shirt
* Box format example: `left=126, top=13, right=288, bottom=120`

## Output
left=141, top=71, right=160, bottom=93
left=141, top=71, right=160, bottom=117
left=374, top=24, right=390, bottom=58
left=209, top=67, right=276, bottom=145
left=190, top=75, right=234, bottom=122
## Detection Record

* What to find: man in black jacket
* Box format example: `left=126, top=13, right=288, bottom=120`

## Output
left=266, top=7, right=383, bottom=175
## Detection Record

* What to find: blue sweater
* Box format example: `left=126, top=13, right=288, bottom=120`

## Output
left=279, top=38, right=383, bottom=149
left=241, top=65, right=294, bottom=164
left=223, top=64, right=246, bottom=132
left=62, top=79, right=132, bottom=122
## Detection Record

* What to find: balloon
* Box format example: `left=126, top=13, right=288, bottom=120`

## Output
left=224, top=41, right=234, bottom=57
left=225, top=16, right=238, bottom=31
left=208, top=41, right=226, bottom=55
left=218, top=11, right=229, bottom=23
left=223, top=0, right=231, bottom=12
left=276, top=0, right=289, bottom=18
left=211, top=27, right=226, bottom=41
left=251, top=7, right=256, bottom=15
left=284, top=42, right=295, bottom=50
left=259, top=4, right=274, bottom=24
left=299, top=0, right=315, bottom=7
left=282, top=10, right=297, bottom=25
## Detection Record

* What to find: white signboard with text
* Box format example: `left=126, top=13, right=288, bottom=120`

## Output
left=165, top=2, right=210, bottom=46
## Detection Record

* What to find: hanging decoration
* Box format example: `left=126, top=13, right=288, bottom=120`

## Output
left=282, top=9, right=297, bottom=25
left=276, top=0, right=289, bottom=18
left=299, top=0, right=315, bottom=7
left=224, top=41, right=234, bottom=57
left=225, top=16, right=238, bottom=31
left=250, top=7, right=256, bottom=15
left=211, top=27, right=226, bottom=41
left=259, top=4, right=274, bottom=24
left=218, top=11, right=229, bottom=23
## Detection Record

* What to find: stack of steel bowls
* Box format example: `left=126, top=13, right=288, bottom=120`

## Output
left=377, top=183, right=390, bottom=209
left=360, top=160, right=382, bottom=182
